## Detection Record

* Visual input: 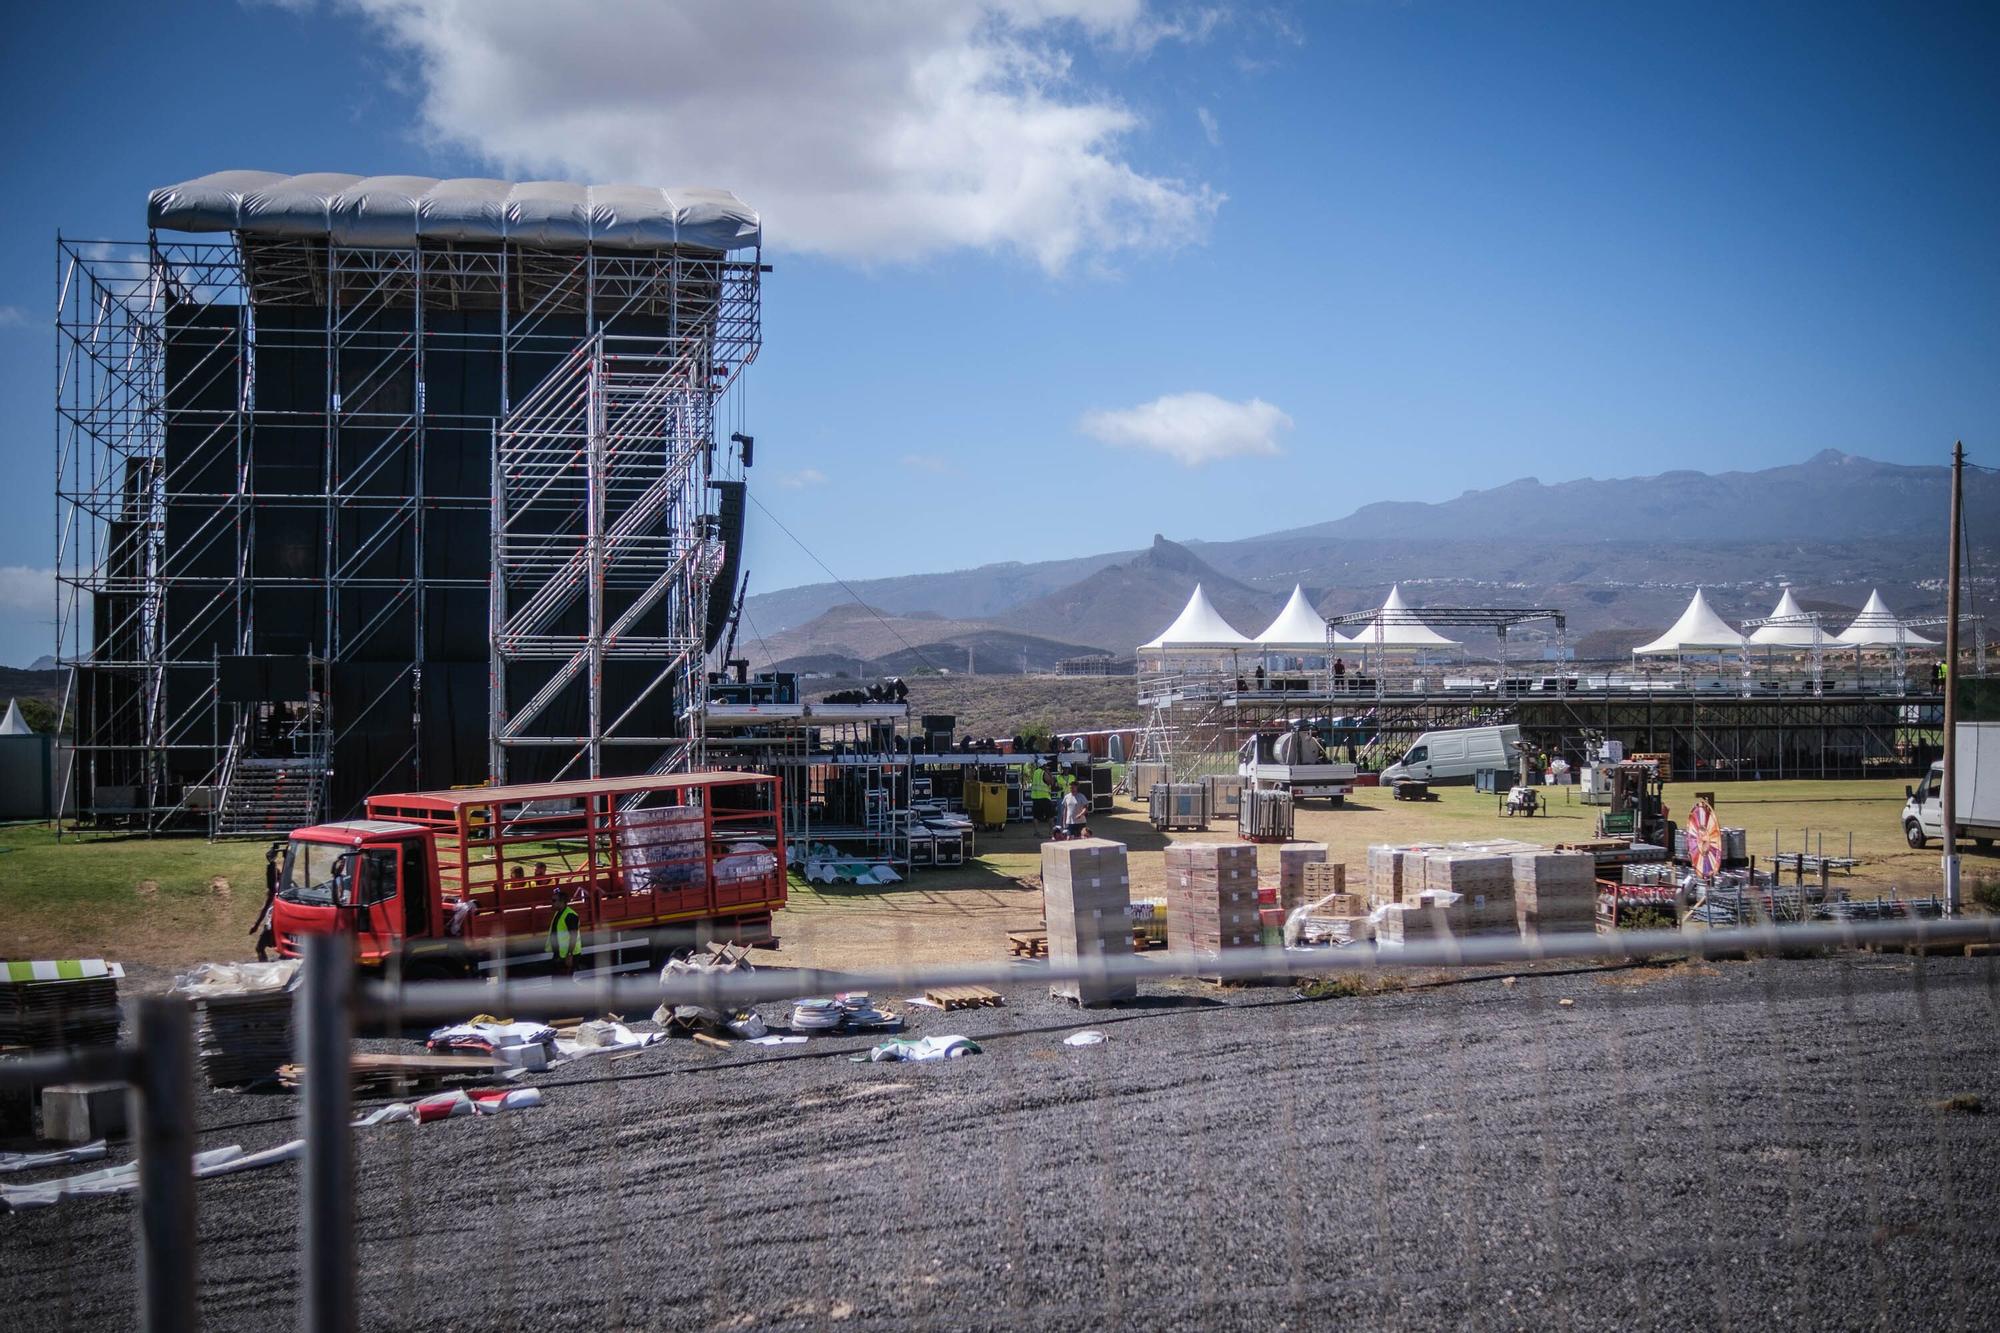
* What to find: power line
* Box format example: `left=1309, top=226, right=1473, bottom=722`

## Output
left=746, top=491, right=971, bottom=711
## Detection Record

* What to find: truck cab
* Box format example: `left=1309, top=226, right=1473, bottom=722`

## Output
left=1904, top=760, right=1999, bottom=850
left=272, top=820, right=437, bottom=966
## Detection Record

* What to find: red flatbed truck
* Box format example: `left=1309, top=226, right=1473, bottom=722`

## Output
left=269, top=772, right=787, bottom=977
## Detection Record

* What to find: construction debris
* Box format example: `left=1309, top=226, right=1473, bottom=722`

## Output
left=864, top=1035, right=980, bottom=1063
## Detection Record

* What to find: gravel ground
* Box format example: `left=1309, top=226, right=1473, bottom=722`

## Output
left=6, top=955, right=1999, bottom=1331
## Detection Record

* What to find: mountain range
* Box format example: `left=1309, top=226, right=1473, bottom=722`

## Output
left=743, top=451, right=1993, bottom=672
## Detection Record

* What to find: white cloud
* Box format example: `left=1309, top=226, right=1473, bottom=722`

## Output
left=349, top=0, right=1223, bottom=271
left=777, top=468, right=828, bottom=490
left=0, top=305, right=28, bottom=328
left=0, top=566, right=56, bottom=614
left=901, top=453, right=957, bottom=475
left=1078, top=391, right=1291, bottom=466
left=1196, top=105, right=1220, bottom=146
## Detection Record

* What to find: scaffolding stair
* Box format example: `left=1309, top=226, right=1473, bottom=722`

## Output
left=215, top=758, right=326, bottom=838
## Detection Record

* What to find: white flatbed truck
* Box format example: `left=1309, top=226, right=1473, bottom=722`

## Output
left=1238, top=732, right=1357, bottom=806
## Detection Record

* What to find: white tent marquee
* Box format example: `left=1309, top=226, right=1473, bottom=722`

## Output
left=1253, top=585, right=1344, bottom=649
left=1138, top=584, right=1252, bottom=651
left=1746, top=587, right=1825, bottom=647
left=1836, top=590, right=1937, bottom=648
left=1341, top=585, right=1460, bottom=649
left=1634, top=589, right=1746, bottom=655
left=0, top=699, right=30, bottom=735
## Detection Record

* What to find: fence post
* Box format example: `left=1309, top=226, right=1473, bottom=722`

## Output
left=300, top=933, right=356, bottom=1333
left=132, top=994, right=197, bottom=1333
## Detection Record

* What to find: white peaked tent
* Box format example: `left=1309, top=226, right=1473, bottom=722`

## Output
left=1343, top=585, right=1459, bottom=649
left=0, top=699, right=30, bottom=735
left=1635, top=589, right=1746, bottom=655
left=1836, top=589, right=1937, bottom=648
left=1254, top=585, right=1344, bottom=649
left=1746, top=587, right=1824, bottom=647
left=1138, top=583, right=1252, bottom=651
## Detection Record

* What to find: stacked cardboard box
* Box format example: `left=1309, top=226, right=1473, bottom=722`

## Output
left=1419, top=852, right=1519, bottom=933
left=1511, top=851, right=1599, bottom=937
left=1365, top=843, right=1440, bottom=908
left=1042, top=839, right=1137, bottom=1006
left=1301, top=861, right=1347, bottom=899
left=1275, top=842, right=1328, bottom=912
left=1163, top=842, right=1262, bottom=978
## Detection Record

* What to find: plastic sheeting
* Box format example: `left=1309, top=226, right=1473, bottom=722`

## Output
left=148, top=171, right=761, bottom=252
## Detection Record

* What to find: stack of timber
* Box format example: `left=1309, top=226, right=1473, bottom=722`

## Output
left=0, top=961, right=123, bottom=1051
left=1042, top=839, right=1137, bottom=1006
left=1164, top=843, right=1263, bottom=980
left=171, top=961, right=300, bottom=1088
left=1275, top=842, right=1329, bottom=912
left=279, top=1052, right=504, bottom=1096
left=1511, top=851, right=1599, bottom=937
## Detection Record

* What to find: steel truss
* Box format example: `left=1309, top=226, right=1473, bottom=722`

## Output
left=56, top=234, right=759, bottom=828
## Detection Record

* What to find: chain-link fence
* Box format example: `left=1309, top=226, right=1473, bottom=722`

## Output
left=6, top=918, right=2000, bottom=1331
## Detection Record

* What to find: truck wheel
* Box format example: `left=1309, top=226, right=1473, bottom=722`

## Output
left=1904, top=822, right=1926, bottom=850
left=1977, top=838, right=1995, bottom=851
left=1329, top=795, right=1344, bottom=808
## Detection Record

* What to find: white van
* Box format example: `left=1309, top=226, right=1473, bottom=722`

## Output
left=1380, top=724, right=1524, bottom=786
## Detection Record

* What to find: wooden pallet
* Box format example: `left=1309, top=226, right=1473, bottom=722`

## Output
left=1008, top=931, right=1049, bottom=958
left=925, top=985, right=1006, bottom=1011
left=278, top=1051, right=503, bottom=1095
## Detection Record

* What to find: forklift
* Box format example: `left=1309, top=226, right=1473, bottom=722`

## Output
left=1594, top=761, right=1674, bottom=848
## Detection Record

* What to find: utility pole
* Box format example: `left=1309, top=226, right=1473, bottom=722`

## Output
left=1942, top=441, right=1964, bottom=914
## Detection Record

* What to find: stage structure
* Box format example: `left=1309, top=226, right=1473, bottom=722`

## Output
left=56, top=172, right=762, bottom=831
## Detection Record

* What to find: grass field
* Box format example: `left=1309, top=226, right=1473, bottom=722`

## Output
left=1, top=776, right=1987, bottom=972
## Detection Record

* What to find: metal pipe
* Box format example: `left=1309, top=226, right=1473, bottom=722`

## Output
left=299, top=933, right=356, bottom=1333
left=133, top=995, right=197, bottom=1333
left=356, top=915, right=2000, bottom=1022
left=1942, top=440, right=1964, bottom=913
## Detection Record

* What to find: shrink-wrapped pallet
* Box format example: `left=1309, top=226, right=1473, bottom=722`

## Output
left=1367, top=843, right=1440, bottom=908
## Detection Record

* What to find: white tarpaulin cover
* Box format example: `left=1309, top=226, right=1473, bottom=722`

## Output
left=1341, top=585, right=1460, bottom=649
left=1746, top=587, right=1825, bottom=647
left=1836, top=589, right=1937, bottom=648
left=1253, top=585, right=1346, bottom=649
left=148, top=171, right=761, bottom=252
left=1139, top=584, right=1252, bottom=651
left=1635, top=589, right=1747, bottom=654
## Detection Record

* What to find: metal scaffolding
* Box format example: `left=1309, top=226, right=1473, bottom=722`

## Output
left=56, top=230, right=760, bottom=829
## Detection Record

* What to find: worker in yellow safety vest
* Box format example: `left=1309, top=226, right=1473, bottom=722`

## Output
left=1029, top=766, right=1055, bottom=836
left=546, top=887, right=581, bottom=975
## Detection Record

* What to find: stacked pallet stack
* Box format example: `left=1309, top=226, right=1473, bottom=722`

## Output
left=1275, top=842, right=1328, bottom=912
left=1163, top=843, right=1263, bottom=980
left=171, top=961, right=300, bottom=1087
left=1042, top=839, right=1137, bottom=1006
left=1511, top=852, right=1599, bottom=937
left=0, top=961, right=124, bottom=1050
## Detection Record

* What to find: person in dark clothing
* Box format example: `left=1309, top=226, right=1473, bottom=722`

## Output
left=251, top=843, right=283, bottom=962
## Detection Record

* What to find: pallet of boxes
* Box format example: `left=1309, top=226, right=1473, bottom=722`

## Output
left=1041, top=838, right=1137, bottom=1006
left=1163, top=843, right=1265, bottom=982
left=1364, top=839, right=1598, bottom=947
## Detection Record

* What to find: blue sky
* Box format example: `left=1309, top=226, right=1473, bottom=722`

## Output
left=1, top=1, right=1995, bottom=665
